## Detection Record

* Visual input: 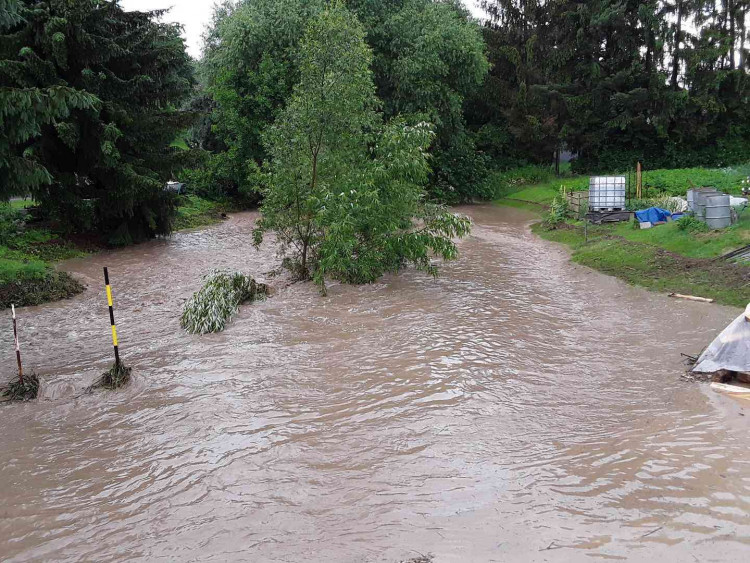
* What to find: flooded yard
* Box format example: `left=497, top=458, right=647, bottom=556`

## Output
left=1, top=205, right=748, bottom=562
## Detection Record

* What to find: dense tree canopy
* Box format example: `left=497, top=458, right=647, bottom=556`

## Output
left=255, top=1, right=471, bottom=292
left=349, top=0, right=489, bottom=201
left=0, top=0, right=193, bottom=243
left=473, top=0, right=750, bottom=172
left=193, top=0, right=489, bottom=203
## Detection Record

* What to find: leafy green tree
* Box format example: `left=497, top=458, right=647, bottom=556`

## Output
left=200, top=0, right=325, bottom=204
left=0, top=0, right=20, bottom=30
left=0, top=0, right=193, bottom=243
left=350, top=0, right=489, bottom=201
left=255, top=2, right=470, bottom=292
left=477, top=0, right=750, bottom=172
left=469, top=1, right=561, bottom=169
left=199, top=0, right=488, bottom=205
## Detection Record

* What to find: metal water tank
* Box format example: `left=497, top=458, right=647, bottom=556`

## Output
left=589, top=176, right=626, bottom=211
left=687, top=188, right=696, bottom=211
left=693, top=187, right=718, bottom=221
left=705, top=194, right=732, bottom=229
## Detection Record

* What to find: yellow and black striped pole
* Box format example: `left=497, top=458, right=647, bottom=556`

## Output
left=103, top=267, right=121, bottom=366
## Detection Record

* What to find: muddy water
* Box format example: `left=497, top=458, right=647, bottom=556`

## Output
left=1, top=206, right=749, bottom=562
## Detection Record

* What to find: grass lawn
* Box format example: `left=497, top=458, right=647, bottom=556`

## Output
left=8, top=198, right=36, bottom=210
left=495, top=169, right=750, bottom=308
left=0, top=204, right=86, bottom=307
left=611, top=214, right=750, bottom=259
left=170, top=131, right=190, bottom=151
left=173, top=195, right=232, bottom=231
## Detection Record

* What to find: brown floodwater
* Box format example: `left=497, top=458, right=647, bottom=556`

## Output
left=1, top=205, right=748, bottom=562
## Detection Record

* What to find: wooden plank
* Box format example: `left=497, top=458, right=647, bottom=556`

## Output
left=668, top=293, right=714, bottom=303
left=710, top=382, right=750, bottom=396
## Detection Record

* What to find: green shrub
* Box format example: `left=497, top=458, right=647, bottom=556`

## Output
left=430, top=135, right=492, bottom=203
left=483, top=165, right=559, bottom=199
left=173, top=195, right=229, bottom=231
left=627, top=194, right=685, bottom=213
left=676, top=215, right=710, bottom=233
left=642, top=167, right=747, bottom=196
left=181, top=270, right=267, bottom=334
left=542, top=188, right=571, bottom=229
left=181, top=151, right=262, bottom=208
left=91, top=363, right=132, bottom=390
left=0, top=206, right=26, bottom=246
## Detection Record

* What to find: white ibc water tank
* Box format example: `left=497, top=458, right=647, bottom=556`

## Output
left=589, top=176, right=626, bottom=211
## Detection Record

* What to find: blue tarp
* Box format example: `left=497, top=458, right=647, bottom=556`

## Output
left=635, top=207, right=672, bottom=224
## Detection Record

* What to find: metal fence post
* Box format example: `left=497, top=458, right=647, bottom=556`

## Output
left=103, top=268, right=121, bottom=366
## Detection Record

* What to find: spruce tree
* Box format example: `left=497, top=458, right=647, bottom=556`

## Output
left=0, top=0, right=193, bottom=243
left=0, top=0, right=98, bottom=199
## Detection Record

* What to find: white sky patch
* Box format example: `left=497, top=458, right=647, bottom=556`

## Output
left=119, top=0, right=486, bottom=59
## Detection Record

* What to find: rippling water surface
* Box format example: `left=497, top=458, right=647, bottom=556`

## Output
left=1, top=205, right=748, bottom=562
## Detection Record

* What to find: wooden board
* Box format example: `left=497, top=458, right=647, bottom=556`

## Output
left=710, top=381, right=750, bottom=396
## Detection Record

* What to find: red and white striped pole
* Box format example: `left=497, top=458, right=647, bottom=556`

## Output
left=11, top=304, right=23, bottom=385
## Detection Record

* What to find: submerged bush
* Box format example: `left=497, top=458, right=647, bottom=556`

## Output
left=91, top=363, right=132, bottom=391
left=0, top=271, right=84, bottom=308
left=2, top=373, right=39, bottom=401
left=181, top=270, right=267, bottom=334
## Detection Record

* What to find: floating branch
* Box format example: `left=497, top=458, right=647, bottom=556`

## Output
left=181, top=270, right=268, bottom=335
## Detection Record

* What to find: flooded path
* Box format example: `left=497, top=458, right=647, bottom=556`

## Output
left=1, top=205, right=748, bottom=562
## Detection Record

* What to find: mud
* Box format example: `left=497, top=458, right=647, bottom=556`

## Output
left=0, top=205, right=748, bottom=562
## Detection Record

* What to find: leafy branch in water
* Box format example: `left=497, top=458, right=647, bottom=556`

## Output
left=181, top=270, right=267, bottom=334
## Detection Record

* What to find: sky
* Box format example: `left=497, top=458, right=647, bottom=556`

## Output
left=120, top=0, right=486, bottom=59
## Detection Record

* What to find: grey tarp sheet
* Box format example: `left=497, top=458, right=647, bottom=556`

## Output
left=692, top=313, right=750, bottom=373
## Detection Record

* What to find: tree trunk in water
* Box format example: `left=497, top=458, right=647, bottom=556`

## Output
left=302, top=147, right=318, bottom=278
left=671, top=0, right=683, bottom=90
left=301, top=238, right=308, bottom=276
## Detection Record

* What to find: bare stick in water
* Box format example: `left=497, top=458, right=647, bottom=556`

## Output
left=12, top=304, right=23, bottom=384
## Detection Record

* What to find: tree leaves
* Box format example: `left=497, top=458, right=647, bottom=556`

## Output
left=0, top=0, right=194, bottom=242
left=181, top=270, right=267, bottom=334
left=258, top=4, right=471, bottom=293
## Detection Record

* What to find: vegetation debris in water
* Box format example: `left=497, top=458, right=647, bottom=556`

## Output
left=2, top=373, right=39, bottom=402
left=181, top=269, right=267, bottom=335
left=91, top=363, right=132, bottom=391
left=401, top=556, right=434, bottom=563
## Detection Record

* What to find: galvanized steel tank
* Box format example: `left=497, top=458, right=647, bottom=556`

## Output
left=705, top=194, right=732, bottom=229
left=693, top=187, right=718, bottom=221
left=687, top=188, right=698, bottom=211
